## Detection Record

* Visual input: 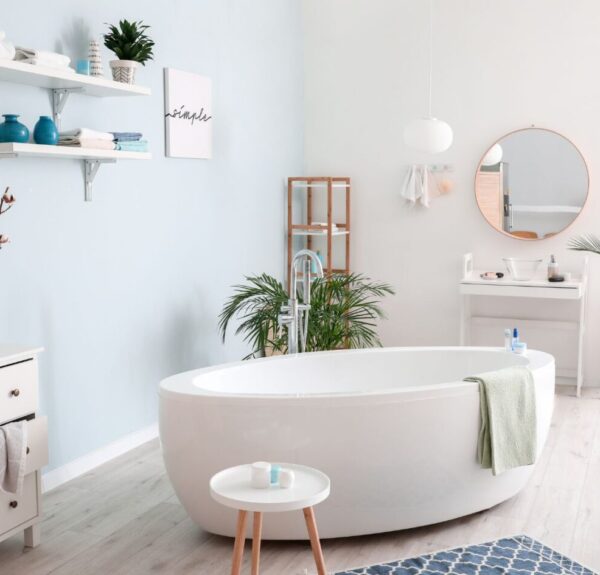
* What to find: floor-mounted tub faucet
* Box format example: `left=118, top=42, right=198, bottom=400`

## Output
left=279, top=249, right=324, bottom=354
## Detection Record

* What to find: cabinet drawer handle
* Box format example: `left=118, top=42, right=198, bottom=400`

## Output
left=9, top=389, right=20, bottom=397
left=26, top=447, right=30, bottom=455
left=9, top=501, right=18, bottom=509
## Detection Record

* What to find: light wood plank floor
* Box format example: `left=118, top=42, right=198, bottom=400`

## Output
left=1, top=388, right=599, bottom=574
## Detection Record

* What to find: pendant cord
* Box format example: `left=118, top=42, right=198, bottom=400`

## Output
left=428, top=0, right=433, bottom=118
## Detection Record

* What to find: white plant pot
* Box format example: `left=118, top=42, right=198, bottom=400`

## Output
left=109, top=60, right=139, bottom=84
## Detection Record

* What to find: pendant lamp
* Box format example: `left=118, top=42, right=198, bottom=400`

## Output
left=403, top=0, right=453, bottom=154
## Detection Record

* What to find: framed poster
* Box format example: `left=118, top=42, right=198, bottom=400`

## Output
left=164, top=68, right=212, bottom=159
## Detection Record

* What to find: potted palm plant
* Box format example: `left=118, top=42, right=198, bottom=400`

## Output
left=570, top=235, right=600, bottom=255
left=103, top=19, right=154, bottom=84
left=219, top=273, right=395, bottom=359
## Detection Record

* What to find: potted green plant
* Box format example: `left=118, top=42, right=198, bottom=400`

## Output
left=103, top=19, right=154, bottom=84
left=219, top=273, right=395, bottom=359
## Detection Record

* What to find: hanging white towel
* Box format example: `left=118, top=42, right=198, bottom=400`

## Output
left=401, top=165, right=418, bottom=203
left=0, top=420, right=28, bottom=495
left=401, top=165, right=431, bottom=207
left=419, top=165, right=430, bottom=208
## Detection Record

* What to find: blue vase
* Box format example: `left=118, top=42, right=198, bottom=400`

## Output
left=33, top=116, right=59, bottom=145
left=0, top=114, right=29, bottom=143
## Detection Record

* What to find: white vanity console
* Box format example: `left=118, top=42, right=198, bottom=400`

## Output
left=460, top=253, right=588, bottom=397
left=0, top=345, right=47, bottom=548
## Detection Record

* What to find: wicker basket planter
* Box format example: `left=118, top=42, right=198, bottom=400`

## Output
left=109, top=60, right=139, bottom=84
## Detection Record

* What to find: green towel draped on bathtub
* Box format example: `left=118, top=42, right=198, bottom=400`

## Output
left=464, top=366, right=537, bottom=476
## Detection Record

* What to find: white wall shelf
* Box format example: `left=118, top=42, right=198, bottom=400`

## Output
left=0, top=143, right=151, bottom=201
left=289, top=180, right=350, bottom=189
left=292, top=229, right=349, bottom=237
left=0, top=60, right=152, bottom=200
left=459, top=253, right=589, bottom=396
left=0, top=60, right=151, bottom=97
left=0, top=142, right=151, bottom=162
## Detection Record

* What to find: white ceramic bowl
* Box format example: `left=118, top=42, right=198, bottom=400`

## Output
left=502, top=257, right=543, bottom=281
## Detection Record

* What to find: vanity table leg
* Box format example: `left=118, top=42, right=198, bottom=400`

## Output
left=24, top=524, right=40, bottom=548
left=576, top=294, right=586, bottom=398
left=230, top=510, right=248, bottom=575
left=459, top=294, right=471, bottom=345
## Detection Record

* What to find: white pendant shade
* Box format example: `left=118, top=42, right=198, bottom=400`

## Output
left=482, top=143, right=503, bottom=166
left=403, top=117, right=453, bottom=154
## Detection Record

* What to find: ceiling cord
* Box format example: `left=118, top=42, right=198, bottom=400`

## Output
left=428, top=0, right=433, bottom=118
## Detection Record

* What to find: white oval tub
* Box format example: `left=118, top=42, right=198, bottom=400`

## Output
left=159, top=346, right=555, bottom=540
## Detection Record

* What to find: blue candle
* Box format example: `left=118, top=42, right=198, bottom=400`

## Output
left=76, top=60, right=90, bottom=75
left=270, top=464, right=281, bottom=485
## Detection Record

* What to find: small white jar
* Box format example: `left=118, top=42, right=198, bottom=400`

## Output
left=513, top=342, right=527, bottom=355
left=251, top=462, right=271, bottom=489
left=279, top=468, right=295, bottom=489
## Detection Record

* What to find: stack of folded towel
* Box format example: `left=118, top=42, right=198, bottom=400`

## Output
left=15, top=46, right=72, bottom=71
left=59, top=128, right=115, bottom=150
left=57, top=129, right=149, bottom=152
left=112, top=132, right=149, bottom=152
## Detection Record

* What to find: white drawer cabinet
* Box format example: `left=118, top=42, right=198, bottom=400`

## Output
left=0, top=346, right=45, bottom=549
left=0, top=360, right=39, bottom=425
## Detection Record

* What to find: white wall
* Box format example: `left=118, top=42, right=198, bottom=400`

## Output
left=303, top=0, right=600, bottom=386
left=0, top=0, right=304, bottom=471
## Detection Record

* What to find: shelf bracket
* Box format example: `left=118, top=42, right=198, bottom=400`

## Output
left=84, top=159, right=116, bottom=202
left=52, top=88, right=83, bottom=129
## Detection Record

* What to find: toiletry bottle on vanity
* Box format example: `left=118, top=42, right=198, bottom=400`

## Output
left=504, top=329, right=512, bottom=352
left=512, top=328, right=519, bottom=351
left=548, top=255, right=559, bottom=280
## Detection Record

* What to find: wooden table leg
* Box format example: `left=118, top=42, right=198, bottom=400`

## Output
left=251, top=512, right=263, bottom=575
left=303, top=507, right=327, bottom=575
left=230, top=510, right=248, bottom=575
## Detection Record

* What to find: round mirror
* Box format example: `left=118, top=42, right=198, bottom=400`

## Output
left=475, top=128, right=589, bottom=240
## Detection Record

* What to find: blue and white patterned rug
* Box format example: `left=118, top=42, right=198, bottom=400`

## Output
left=334, top=535, right=596, bottom=575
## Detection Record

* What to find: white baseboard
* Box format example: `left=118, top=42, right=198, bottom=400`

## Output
left=42, top=423, right=159, bottom=493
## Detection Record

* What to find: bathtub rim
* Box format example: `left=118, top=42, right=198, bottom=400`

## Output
left=159, top=346, right=554, bottom=403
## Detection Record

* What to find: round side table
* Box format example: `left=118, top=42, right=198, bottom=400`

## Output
left=210, top=463, right=330, bottom=575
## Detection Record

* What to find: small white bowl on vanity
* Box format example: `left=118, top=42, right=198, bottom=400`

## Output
left=0, top=345, right=47, bottom=548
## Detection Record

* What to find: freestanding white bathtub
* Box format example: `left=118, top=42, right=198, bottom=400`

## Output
left=159, top=347, right=555, bottom=540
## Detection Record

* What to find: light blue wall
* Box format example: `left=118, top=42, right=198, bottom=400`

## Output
left=0, top=0, right=304, bottom=471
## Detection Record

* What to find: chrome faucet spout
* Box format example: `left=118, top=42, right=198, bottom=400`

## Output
left=279, top=249, right=324, bottom=354
left=289, top=249, right=324, bottom=300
